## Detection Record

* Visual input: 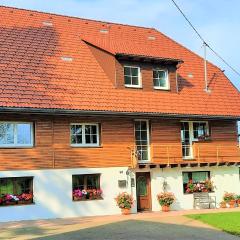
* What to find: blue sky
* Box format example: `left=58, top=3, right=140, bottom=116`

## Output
left=0, top=0, right=239, bottom=90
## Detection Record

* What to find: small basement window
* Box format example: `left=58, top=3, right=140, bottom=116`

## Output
left=70, top=123, right=100, bottom=147
left=153, top=69, right=169, bottom=90
left=0, top=177, right=34, bottom=206
left=182, top=171, right=213, bottom=194
left=124, top=66, right=141, bottom=88
left=0, top=122, right=34, bottom=147
left=72, top=174, right=102, bottom=201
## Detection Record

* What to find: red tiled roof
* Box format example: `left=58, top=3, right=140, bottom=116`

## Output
left=0, top=6, right=239, bottom=118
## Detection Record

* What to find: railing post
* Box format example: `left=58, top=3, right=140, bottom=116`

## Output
left=167, top=146, right=170, bottom=166
left=217, top=146, right=219, bottom=164
left=197, top=146, right=200, bottom=162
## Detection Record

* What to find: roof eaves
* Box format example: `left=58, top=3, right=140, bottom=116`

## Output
left=0, top=107, right=239, bottom=120
left=116, top=53, right=184, bottom=64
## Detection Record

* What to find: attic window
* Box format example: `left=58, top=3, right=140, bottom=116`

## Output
left=42, top=21, right=53, bottom=27
left=148, top=36, right=156, bottom=40
left=100, top=29, right=108, bottom=34
left=61, top=56, right=73, bottom=62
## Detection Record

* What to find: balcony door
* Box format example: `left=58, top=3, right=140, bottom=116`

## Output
left=134, top=120, right=150, bottom=162
left=181, top=122, right=193, bottom=159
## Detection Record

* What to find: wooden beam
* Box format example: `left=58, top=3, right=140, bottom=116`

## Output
left=227, top=162, right=235, bottom=166
left=190, top=163, right=199, bottom=167
left=170, top=164, right=178, bottom=168
left=139, top=164, right=147, bottom=169
left=180, top=163, right=189, bottom=168
left=200, top=163, right=208, bottom=167
left=159, top=164, right=167, bottom=168
left=209, top=162, right=217, bottom=167
left=150, top=164, right=157, bottom=169
left=218, top=162, right=226, bottom=166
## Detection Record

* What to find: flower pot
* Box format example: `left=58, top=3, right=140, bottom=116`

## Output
left=229, top=200, right=235, bottom=208
left=121, top=208, right=131, bottom=215
left=220, top=202, right=227, bottom=208
left=162, top=205, right=170, bottom=212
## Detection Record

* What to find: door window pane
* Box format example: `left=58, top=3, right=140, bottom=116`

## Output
left=135, top=121, right=149, bottom=161
left=137, top=176, right=147, bottom=196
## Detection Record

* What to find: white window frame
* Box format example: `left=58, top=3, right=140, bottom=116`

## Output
left=0, top=121, right=34, bottom=148
left=124, top=65, right=142, bottom=88
left=134, top=119, right=150, bottom=162
left=181, top=121, right=209, bottom=159
left=70, top=123, right=100, bottom=147
left=191, top=121, right=209, bottom=142
left=153, top=68, right=170, bottom=90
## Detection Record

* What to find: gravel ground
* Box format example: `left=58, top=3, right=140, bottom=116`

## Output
left=36, top=220, right=239, bottom=240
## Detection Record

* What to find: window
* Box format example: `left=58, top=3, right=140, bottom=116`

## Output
left=72, top=174, right=102, bottom=201
left=192, top=122, right=209, bottom=140
left=124, top=66, right=141, bottom=88
left=181, top=121, right=210, bottom=159
left=153, top=69, right=169, bottom=90
left=0, top=177, right=33, bottom=206
left=134, top=120, right=150, bottom=161
left=182, top=171, right=212, bottom=193
left=70, top=123, right=99, bottom=147
left=0, top=122, right=33, bottom=147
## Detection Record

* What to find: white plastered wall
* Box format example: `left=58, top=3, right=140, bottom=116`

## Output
left=150, top=166, right=240, bottom=211
left=0, top=167, right=135, bottom=222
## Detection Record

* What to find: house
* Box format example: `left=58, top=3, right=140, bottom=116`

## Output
left=0, top=6, right=240, bottom=222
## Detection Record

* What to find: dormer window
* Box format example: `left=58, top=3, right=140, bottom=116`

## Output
left=124, top=66, right=141, bottom=88
left=153, top=69, right=169, bottom=90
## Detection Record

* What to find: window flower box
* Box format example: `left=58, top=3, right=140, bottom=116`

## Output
left=185, top=179, right=214, bottom=194
left=72, top=189, right=103, bottom=201
left=0, top=193, right=33, bottom=206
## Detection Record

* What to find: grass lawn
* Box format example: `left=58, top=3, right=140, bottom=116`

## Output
left=186, top=212, right=240, bottom=236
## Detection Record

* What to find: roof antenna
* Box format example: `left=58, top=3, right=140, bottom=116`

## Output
left=203, top=42, right=211, bottom=93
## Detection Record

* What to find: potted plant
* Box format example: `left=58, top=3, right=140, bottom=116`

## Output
left=157, top=192, right=175, bottom=212
left=220, top=201, right=227, bottom=208
left=223, top=192, right=236, bottom=208
left=115, top=192, right=134, bottom=215
left=185, top=180, right=196, bottom=193
left=18, top=193, right=33, bottom=204
left=236, top=195, right=240, bottom=207
left=204, top=179, right=214, bottom=192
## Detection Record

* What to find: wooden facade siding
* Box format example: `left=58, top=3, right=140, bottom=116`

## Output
left=0, top=114, right=238, bottom=170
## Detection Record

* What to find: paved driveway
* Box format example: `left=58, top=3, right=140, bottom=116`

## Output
left=35, top=220, right=238, bottom=240
left=1, top=209, right=239, bottom=240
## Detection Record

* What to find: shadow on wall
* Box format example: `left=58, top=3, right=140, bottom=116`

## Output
left=0, top=168, right=123, bottom=222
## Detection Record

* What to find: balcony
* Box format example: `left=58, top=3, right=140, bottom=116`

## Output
left=132, top=143, right=240, bottom=168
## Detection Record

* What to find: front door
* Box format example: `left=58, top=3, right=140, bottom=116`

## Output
left=136, top=172, right=151, bottom=211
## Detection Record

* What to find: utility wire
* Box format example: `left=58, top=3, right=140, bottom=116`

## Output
left=170, top=0, right=240, bottom=78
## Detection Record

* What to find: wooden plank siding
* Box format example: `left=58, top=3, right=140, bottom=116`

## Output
left=0, top=114, right=134, bottom=170
left=150, top=120, right=239, bottom=164
left=0, top=114, right=239, bottom=171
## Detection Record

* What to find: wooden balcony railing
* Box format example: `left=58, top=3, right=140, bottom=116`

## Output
left=132, top=144, right=240, bottom=167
